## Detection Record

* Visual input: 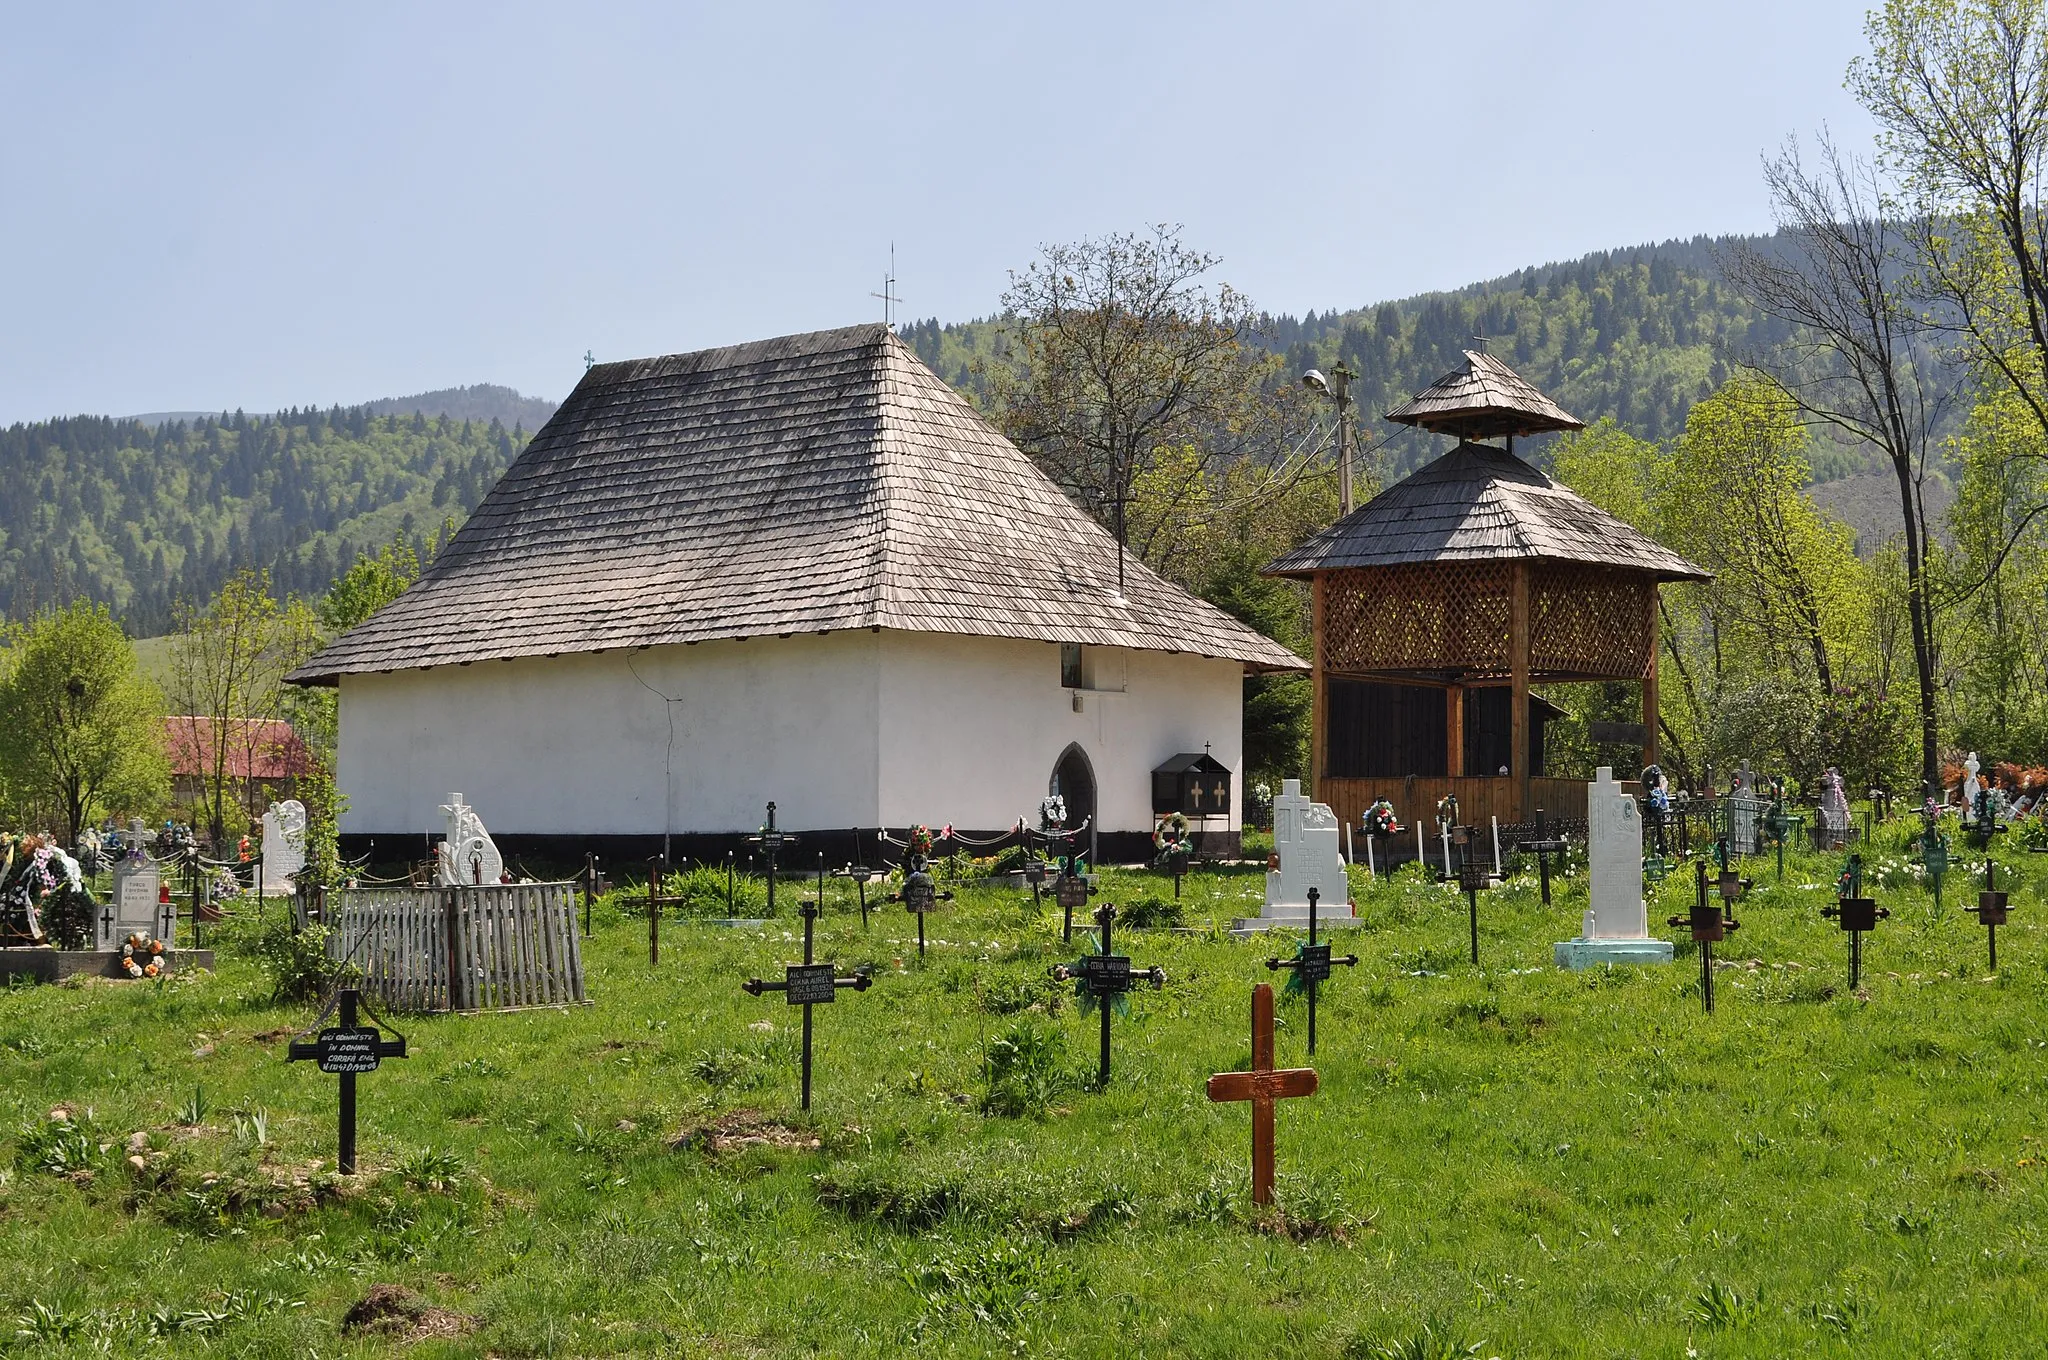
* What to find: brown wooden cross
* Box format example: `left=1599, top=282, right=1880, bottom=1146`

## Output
left=1205, top=983, right=1318, bottom=1205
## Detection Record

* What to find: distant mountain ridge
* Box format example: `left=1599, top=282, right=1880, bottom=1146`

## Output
left=7, top=232, right=1940, bottom=632
left=118, top=383, right=558, bottom=434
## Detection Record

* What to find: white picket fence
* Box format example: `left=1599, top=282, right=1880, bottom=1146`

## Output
left=326, top=883, right=587, bottom=1013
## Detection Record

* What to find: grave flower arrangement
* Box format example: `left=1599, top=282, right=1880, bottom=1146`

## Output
left=120, top=931, right=165, bottom=978
left=1362, top=800, right=1401, bottom=836
left=0, top=834, right=97, bottom=949
left=1435, top=794, right=1460, bottom=830
left=1151, top=812, right=1190, bottom=867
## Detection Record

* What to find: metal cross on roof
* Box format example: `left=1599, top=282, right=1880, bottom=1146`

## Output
left=871, top=244, right=902, bottom=325
left=1206, top=983, right=1318, bottom=1206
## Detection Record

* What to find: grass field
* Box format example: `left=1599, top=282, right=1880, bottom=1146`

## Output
left=2, top=831, right=2045, bottom=1358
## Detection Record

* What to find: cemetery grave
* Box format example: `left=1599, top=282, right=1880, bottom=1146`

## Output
left=1, top=822, right=2047, bottom=1357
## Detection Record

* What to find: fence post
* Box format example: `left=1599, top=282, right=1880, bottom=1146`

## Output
left=444, top=888, right=463, bottom=1012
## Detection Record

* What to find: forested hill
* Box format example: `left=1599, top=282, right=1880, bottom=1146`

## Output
left=0, top=233, right=1872, bottom=635
left=900, top=231, right=1847, bottom=481
left=0, top=405, right=535, bottom=635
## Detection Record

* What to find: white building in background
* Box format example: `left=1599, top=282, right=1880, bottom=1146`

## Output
left=288, top=325, right=1303, bottom=860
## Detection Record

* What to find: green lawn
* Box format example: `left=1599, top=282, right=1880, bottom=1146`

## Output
left=1, top=834, right=2044, bottom=1358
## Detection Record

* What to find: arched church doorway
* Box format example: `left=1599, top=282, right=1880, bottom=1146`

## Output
left=1050, top=744, right=1095, bottom=832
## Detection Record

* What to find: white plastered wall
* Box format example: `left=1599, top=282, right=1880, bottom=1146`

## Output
left=334, top=629, right=1244, bottom=837
left=875, top=632, right=1242, bottom=833
left=335, top=632, right=882, bottom=835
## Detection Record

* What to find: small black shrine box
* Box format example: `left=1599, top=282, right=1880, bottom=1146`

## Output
left=1152, top=752, right=1232, bottom=817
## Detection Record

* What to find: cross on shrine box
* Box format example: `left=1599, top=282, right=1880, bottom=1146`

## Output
left=285, top=988, right=407, bottom=1175
left=742, top=900, right=871, bottom=1109
left=1206, top=983, right=1318, bottom=1206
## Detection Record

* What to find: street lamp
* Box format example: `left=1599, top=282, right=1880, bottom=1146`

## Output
left=1302, top=363, right=1358, bottom=515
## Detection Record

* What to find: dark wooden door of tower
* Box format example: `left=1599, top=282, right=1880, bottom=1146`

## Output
left=1052, top=746, right=1096, bottom=831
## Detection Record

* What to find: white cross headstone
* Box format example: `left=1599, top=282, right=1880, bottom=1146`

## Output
left=1233, top=780, right=1357, bottom=932
left=1554, top=767, right=1671, bottom=969
left=1586, top=767, right=1647, bottom=939
left=258, top=800, right=307, bottom=894
left=436, top=792, right=504, bottom=886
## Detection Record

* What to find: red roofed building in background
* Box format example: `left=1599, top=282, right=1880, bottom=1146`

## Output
left=164, top=717, right=315, bottom=821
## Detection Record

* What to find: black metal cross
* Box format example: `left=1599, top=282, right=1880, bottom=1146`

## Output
left=583, top=852, right=603, bottom=937
left=1052, top=904, right=1164, bottom=1086
left=1053, top=849, right=1096, bottom=944
left=1264, top=885, right=1357, bottom=1054
left=1455, top=826, right=1489, bottom=964
left=888, top=851, right=955, bottom=959
left=1821, top=853, right=1889, bottom=990
left=745, top=802, right=799, bottom=919
left=741, top=900, right=871, bottom=1110
left=1919, top=817, right=1949, bottom=914
left=646, top=855, right=667, bottom=965
left=285, top=988, right=407, bottom=1175
left=1523, top=809, right=1567, bottom=907
left=1977, top=858, right=2011, bottom=971
left=831, top=829, right=874, bottom=927
left=1668, top=858, right=1743, bottom=1015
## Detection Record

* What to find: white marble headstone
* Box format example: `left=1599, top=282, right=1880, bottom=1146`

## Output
left=1962, top=753, right=1983, bottom=817
left=1585, top=766, right=1648, bottom=939
left=1259, top=779, right=1348, bottom=920
left=110, top=856, right=164, bottom=949
left=436, top=792, right=504, bottom=886
left=259, top=800, right=307, bottom=894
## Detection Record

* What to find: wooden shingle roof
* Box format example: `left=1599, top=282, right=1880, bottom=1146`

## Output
left=1264, top=440, right=1710, bottom=580
left=1384, top=349, right=1585, bottom=439
left=289, top=325, right=1306, bottom=684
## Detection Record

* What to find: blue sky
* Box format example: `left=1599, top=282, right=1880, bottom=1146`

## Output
left=0, top=1, right=1878, bottom=424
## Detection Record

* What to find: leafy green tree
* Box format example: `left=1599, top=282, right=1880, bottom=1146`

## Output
left=0, top=603, right=168, bottom=841
left=167, top=570, right=320, bottom=844
left=1661, top=378, right=1869, bottom=704
left=1721, top=132, right=1950, bottom=797
left=317, top=536, right=420, bottom=633
left=986, top=226, right=1315, bottom=596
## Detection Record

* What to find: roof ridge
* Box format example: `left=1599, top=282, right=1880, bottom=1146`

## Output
left=287, top=324, right=1305, bottom=684
left=1263, top=439, right=1709, bottom=581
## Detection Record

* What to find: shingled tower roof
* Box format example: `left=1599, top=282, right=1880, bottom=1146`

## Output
left=289, top=325, right=1305, bottom=685
left=1384, top=349, right=1585, bottom=439
left=1264, top=440, right=1709, bottom=580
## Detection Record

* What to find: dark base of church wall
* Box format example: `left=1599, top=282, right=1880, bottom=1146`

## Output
left=338, top=829, right=1242, bottom=877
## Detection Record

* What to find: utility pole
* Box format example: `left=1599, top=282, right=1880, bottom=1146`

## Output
left=1303, top=363, right=1358, bottom=516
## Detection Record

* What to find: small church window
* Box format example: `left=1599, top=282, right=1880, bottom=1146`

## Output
left=1060, top=643, right=1084, bottom=689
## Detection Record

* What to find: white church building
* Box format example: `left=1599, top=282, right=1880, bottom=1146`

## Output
left=287, top=325, right=1304, bottom=861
